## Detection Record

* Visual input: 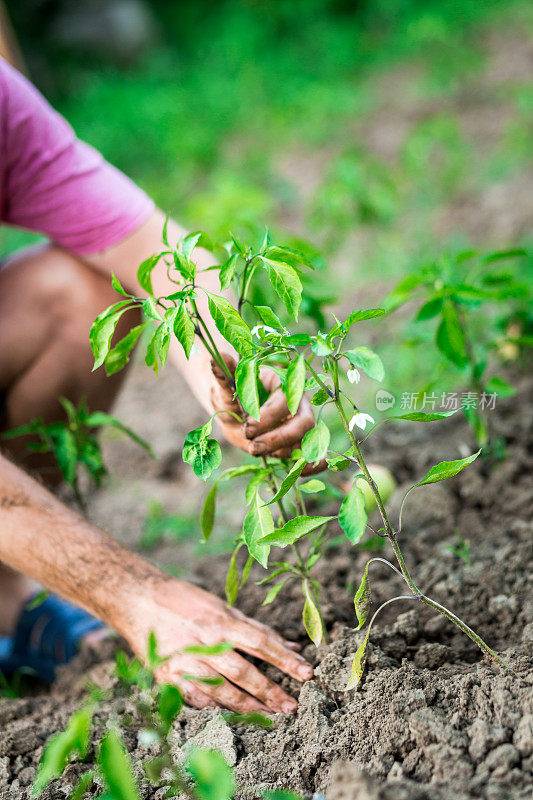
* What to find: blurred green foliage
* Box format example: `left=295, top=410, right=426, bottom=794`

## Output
left=2, top=0, right=531, bottom=399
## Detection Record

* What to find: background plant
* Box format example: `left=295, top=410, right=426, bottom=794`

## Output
left=1, top=398, right=153, bottom=512
left=385, top=248, right=532, bottom=450
left=90, top=228, right=512, bottom=685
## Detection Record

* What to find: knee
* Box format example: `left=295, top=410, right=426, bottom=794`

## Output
left=8, top=245, right=136, bottom=337
left=29, top=246, right=120, bottom=325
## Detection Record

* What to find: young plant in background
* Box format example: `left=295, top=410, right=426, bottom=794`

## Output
left=385, top=248, right=531, bottom=450
left=2, top=398, right=153, bottom=512
left=90, top=228, right=512, bottom=686
left=33, top=635, right=276, bottom=800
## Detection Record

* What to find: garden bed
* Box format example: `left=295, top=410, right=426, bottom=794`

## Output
left=1, top=378, right=531, bottom=800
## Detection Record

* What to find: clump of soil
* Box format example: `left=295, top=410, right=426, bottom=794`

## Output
left=1, top=378, right=532, bottom=800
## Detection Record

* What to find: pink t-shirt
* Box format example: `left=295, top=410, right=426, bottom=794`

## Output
left=0, top=58, right=154, bottom=255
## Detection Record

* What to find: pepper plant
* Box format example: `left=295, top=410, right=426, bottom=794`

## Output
left=385, top=248, right=531, bottom=449
left=90, top=228, right=512, bottom=687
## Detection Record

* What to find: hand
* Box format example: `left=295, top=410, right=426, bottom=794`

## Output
left=210, top=355, right=325, bottom=473
left=127, top=577, right=313, bottom=713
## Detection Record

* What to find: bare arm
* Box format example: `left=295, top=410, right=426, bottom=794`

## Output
left=0, top=452, right=312, bottom=711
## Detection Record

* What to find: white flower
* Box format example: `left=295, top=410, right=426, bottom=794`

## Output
left=251, top=324, right=277, bottom=337
left=349, top=412, right=375, bottom=431
left=347, top=367, right=360, bottom=384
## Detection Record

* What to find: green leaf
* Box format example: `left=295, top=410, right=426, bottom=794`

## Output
left=330, top=308, right=385, bottom=337
left=85, top=412, right=154, bottom=457
left=415, top=450, right=481, bottom=487
left=235, top=358, right=260, bottom=420
left=111, top=273, right=131, bottom=297
left=299, top=479, right=326, bottom=494
left=158, top=684, right=183, bottom=731
left=485, top=376, right=516, bottom=397
left=311, top=333, right=333, bottom=356
left=142, top=296, right=162, bottom=321
left=137, top=253, right=161, bottom=295
left=207, top=294, right=254, bottom=357
left=243, top=492, right=274, bottom=567
left=105, top=323, right=147, bottom=376
left=172, top=302, right=196, bottom=359
left=244, top=469, right=269, bottom=504
left=302, top=420, right=330, bottom=463
left=345, top=347, right=384, bottom=382
left=182, top=642, right=233, bottom=656
left=386, top=410, right=456, bottom=422
left=90, top=301, right=133, bottom=370
left=219, top=253, right=240, bottom=290
left=435, top=302, right=468, bottom=368
left=285, top=355, right=306, bottom=416
left=345, top=627, right=371, bottom=690
left=302, top=580, right=323, bottom=646
left=310, top=387, right=331, bottom=405
left=182, top=422, right=222, bottom=481
left=184, top=749, right=235, bottom=800
left=338, top=484, right=367, bottom=544
left=255, top=306, right=284, bottom=329
left=69, top=770, right=95, bottom=800
left=225, top=545, right=241, bottom=606
left=51, top=427, right=78, bottom=486
left=98, top=729, right=141, bottom=800
left=182, top=231, right=203, bottom=259
left=173, top=250, right=195, bottom=281
left=262, top=580, right=288, bottom=606
left=260, top=257, right=302, bottom=319
left=223, top=712, right=273, bottom=729
left=78, top=438, right=105, bottom=484
left=201, top=481, right=218, bottom=540
left=264, top=458, right=306, bottom=505
left=482, top=248, right=526, bottom=263
left=326, top=453, right=351, bottom=471
left=222, top=464, right=264, bottom=481
left=353, top=562, right=372, bottom=630
left=262, top=791, right=303, bottom=800
left=282, top=333, right=312, bottom=346
left=259, top=515, right=333, bottom=547
left=33, top=707, right=93, bottom=795
left=415, top=296, right=443, bottom=321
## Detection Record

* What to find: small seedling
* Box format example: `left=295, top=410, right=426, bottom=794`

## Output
left=2, top=397, right=153, bottom=511
left=33, top=634, right=293, bottom=800
left=446, top=531, right=471, bottom=566
left=386, top=248, right=531, bottom=449
left=90, top=227, right=512, bottom=686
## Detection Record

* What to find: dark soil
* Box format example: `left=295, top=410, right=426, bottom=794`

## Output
left=1, top=377, right=532, bottom=800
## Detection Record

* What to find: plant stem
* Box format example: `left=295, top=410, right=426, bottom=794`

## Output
left=263, top=460, right=308, bottom=575
left=189, top=298, right=234, bottom=383
left=332, top=391, right=511, bottom=671
left=335, top=396, right=394, bottom=537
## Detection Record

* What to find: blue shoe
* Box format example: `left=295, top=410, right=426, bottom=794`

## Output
left=0, top=593, right=104, bottom=683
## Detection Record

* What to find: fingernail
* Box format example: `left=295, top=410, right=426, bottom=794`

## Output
left=282, top=700, right=297, bottom=714
left=244, top=423, right=256, bottom=439
left=298, top=664, right=313, bottom=680
left=251, top=441, right=267, bottom=455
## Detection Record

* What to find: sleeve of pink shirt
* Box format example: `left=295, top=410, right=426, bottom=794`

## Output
left=0, top=58, right=155, bottom=255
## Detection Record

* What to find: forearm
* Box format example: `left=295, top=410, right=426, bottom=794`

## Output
left=0, top=454, right=161, bottom=637
left=86, top=209, right=236, bottom=413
